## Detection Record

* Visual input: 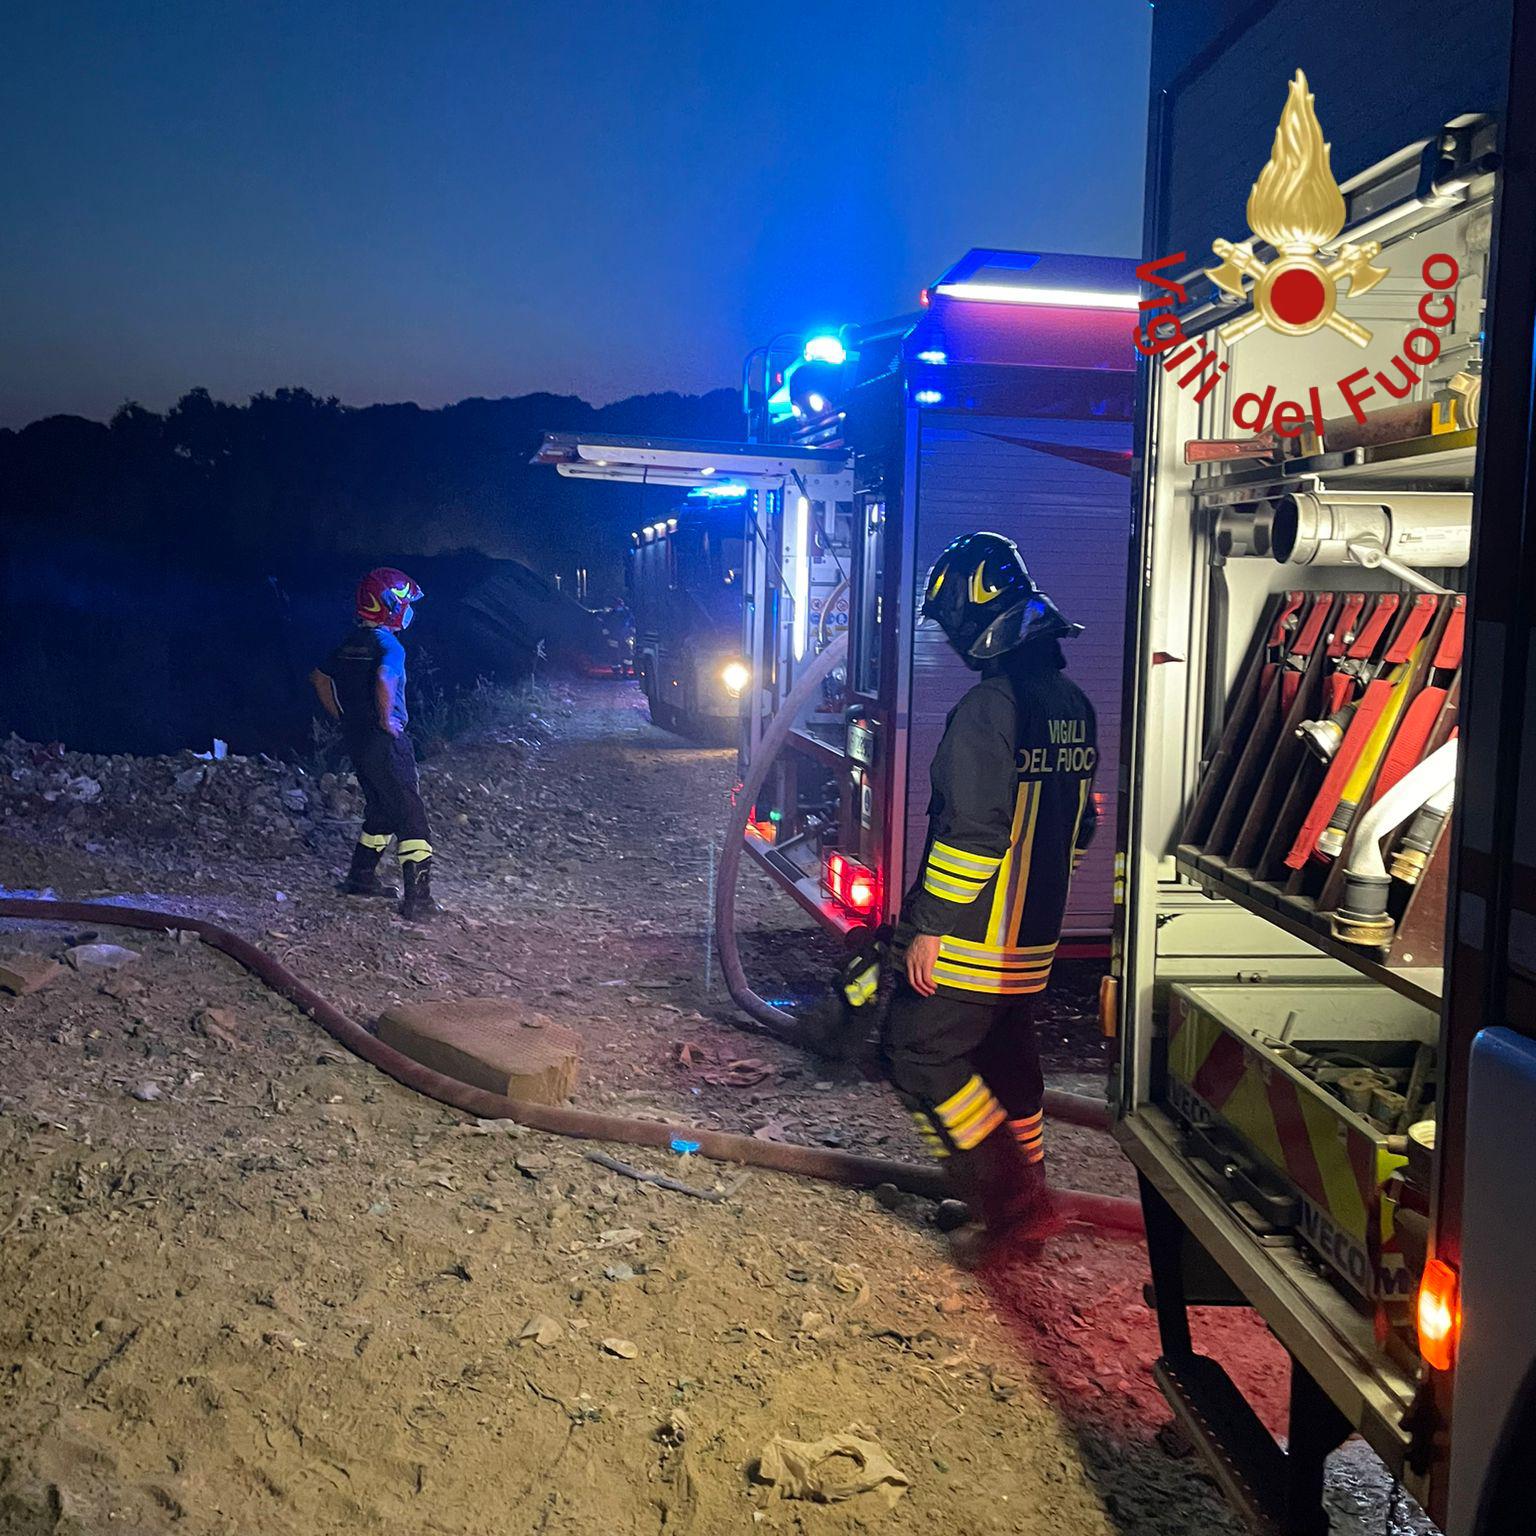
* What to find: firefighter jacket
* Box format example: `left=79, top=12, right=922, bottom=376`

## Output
left=902, top=662, right=1097, bottom=1000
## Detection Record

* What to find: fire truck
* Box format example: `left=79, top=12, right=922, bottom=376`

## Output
left=533, top=434, right=853, bottom=739
left=622, top=486, right=746, bottom=735
left=1114, top=4, right=1536, bottom=1532
left=536, top=248, right=1137, bottom=945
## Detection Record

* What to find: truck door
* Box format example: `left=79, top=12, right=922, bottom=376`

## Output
left=844, top=489, right=892, bottom=902
left=1445, top=11, right=1536, bottom=1525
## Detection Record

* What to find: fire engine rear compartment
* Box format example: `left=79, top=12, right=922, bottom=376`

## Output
left=742, top=413, right=1137, bottom=948
left=1115, top=119, right=1497, bottom=1530
left=698, top=257, right=1141, bottom=954
left=900, top=407, right=1131, bottom=943
left=772, top=259, right=1140, bottom=955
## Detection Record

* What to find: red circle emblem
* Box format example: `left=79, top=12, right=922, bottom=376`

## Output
left=1269, top=267, right=1328, bottom=326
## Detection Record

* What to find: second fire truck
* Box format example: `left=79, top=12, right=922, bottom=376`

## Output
left=536, top=248, right=1138, bottom=951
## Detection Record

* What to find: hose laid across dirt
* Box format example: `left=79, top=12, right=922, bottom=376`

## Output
left=0, top=896, right=1141, bottom=1234
left=711, top=637, right=1112, bottom=1137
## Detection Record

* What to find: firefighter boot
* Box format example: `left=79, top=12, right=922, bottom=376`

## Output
left=944, top=1127, right=1062, bottom=1269
left=400, top=857, right=443, bottom=921
left=343, top=839, right=397, bottom=898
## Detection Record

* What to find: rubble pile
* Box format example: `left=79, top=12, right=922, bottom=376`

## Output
left=0, top=697, right=562, bottom=867
left=0, top=732, right=358, bottom=856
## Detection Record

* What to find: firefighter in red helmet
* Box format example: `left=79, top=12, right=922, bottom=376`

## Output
left=881, top=532, right=1098, bottom=1265
left=309, top=568, right=441, bottom=920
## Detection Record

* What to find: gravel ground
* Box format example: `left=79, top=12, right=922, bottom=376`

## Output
left=0, top=679, right=1432, bottom=1534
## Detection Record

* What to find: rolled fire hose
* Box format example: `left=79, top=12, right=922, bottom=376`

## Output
left=711, top=636, right=1115, bottom=1139
left=0, top=897, right=1142, bottom=1234
left=1331, top=737, right=1458, bottom=947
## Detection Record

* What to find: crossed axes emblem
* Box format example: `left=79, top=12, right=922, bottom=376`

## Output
left=1206, top=238, right=1389, bottom=348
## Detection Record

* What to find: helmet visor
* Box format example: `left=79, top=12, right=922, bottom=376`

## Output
left=968, top=594, right=1082, bottom=660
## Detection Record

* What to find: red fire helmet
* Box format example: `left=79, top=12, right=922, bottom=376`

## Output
left=356, top=568, right=423, bottom=631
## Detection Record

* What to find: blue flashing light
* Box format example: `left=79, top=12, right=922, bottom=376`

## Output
left=806, top=391, right=827, bottom=414
left=802, top=334, right=847, bottom=366
left=916, top=349, right=948, bottom=365
left=914, top=389, right=944, bottom=405
left=767, top=380, right=796, bottom=421
left=688, top=482, right=752, bottom=499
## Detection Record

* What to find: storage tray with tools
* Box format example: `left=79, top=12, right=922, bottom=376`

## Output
left=1177, top=576, right=1464, bottom=976
left=1166, top=982, right=1438, bottom=1306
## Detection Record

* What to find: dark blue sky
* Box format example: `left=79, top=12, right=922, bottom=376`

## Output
left=0, top=0, right=1151, bottom=428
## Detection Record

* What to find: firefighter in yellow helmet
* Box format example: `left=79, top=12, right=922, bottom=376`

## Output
left=881, top=532, right=1098, bottom=1264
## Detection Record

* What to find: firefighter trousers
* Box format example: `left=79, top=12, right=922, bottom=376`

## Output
left=347, top=730, right=433, bottom=854
left=880, top=984, right=1045, bottom=1162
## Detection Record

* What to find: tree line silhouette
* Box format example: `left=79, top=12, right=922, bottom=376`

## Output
left=0, top=385, right=741, bottom=753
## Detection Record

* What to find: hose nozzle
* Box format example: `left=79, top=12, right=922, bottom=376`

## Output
left=1297, top=704, right=1355, bottom=762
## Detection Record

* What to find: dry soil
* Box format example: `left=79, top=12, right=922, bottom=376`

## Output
left=0, top=680, right=1432, bottom=1534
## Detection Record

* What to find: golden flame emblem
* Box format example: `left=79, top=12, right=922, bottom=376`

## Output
left=1207, top=71, right=1388, bottom=347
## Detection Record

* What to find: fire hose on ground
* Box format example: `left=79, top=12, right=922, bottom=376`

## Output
left=0, top=902, right=1138, bottom=1232
left=0, top=895, right=959, bottom=1196
left=709, top=636, right=1140, bottom=1235
left=0, top=638, right=1138, bottom=1235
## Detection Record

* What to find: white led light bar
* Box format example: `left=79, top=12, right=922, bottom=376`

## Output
left=933, top=282, right=1140, bottom=310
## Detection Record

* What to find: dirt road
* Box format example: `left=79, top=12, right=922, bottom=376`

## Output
left=0, top=681, right=1425, bottom=1533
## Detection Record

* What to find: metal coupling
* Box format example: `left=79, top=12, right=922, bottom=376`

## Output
left=1315, top=799, right=1358, bottom=861
left=1296, top=713, right=1345, bottom=760
left=1389, top=803, right=1449, bottom=886
left=1330, top=870, right=1395, bottom=948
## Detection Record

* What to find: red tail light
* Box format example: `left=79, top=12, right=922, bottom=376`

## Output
left=824, top=851, right=880, bottom=916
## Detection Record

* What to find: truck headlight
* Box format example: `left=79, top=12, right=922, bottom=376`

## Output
left=721, top=660, right=751, bottom=698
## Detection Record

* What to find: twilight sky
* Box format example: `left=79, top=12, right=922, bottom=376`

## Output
left=0, top=0, right=1152, bottom=428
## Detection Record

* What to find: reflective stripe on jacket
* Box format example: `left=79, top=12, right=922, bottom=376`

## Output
left=903, top=661, right=1097, bottom=999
